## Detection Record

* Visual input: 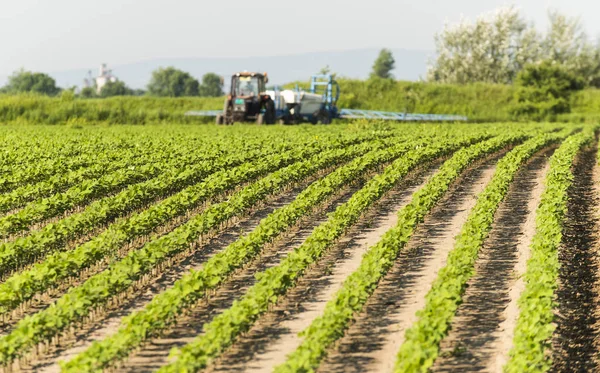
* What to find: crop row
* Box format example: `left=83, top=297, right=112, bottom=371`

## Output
left=0, top=138, right=104, bottom=191
left=0, top=133, right=383, bottom=276
left=275, top=131, right=535, bottom=373
left=0, top=135, right=410, bottom=365
left=0, top=135, right=399, bottom=316
left=0, top=124, right=360, bottom=197
left=0, top=134, right=195, bottom=193
left=392, top=128, right=575, bottom=373
left=0, top=133, right=302, bottom=218
left=0, top=133, right=263, bottom=215
left=0, top=139, right=271, bottom=236
left=60, top=132, right=461, bottom=372
left=504, top=128, right=595, bottom=372
left=153, top=132, right=490, bottom=372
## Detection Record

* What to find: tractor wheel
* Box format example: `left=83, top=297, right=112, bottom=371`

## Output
left=215, top=114, right=224, bottom=125
left=310, top=112, right=319, bottom=125
left=278, top=114, right=292, bottom=125
left=316, top=109, right=332, bottom=124
left=318, top=111, right=331, bottom=124
left=264, top=99, right=276, bottom=124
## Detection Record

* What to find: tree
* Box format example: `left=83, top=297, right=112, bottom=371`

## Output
left=79, top=87, right=96, bottom=98
left=427, top=6, right=600, bottom=86
left=428, top=7, right=539, bottom=84
left=147, top=67, right=200, bottom=97
left=510, top=61, right=584, bottom=120
left=198, top=73, right=223, bottom=97
left=100, top=80, right=133, bottom=97
left=370, top=49, right=395, bottom=79
left=542, top=10, right=600, bottom=86
left=319, top=65, right=331, bottom=75
left=2, top=69, right=60, bottom=95
left=317, top=65, right=338, bottom=79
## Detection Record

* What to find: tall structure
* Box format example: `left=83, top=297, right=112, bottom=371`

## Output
left=83, top=64, right=118, bottom=94
left=95, top=64, right=118, bottom=94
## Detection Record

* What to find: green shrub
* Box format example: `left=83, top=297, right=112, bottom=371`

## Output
left=510, top=62, right=584, bottom=121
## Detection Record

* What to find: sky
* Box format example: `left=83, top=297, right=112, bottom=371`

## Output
left=1, top=0, right=599, bottom=77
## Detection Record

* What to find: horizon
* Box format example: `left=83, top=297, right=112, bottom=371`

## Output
left=2, top=0, right=599, bottom=78
left=0, top=48, right=433, bottom=89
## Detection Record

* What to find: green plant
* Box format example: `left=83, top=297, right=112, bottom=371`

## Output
left=504, top=128, right=596, bottom=373
left=152, top=133, right=494, bottom=373
left=276, top=131, right=538, bottom=373
left=510, top=61, right=585, bottom=121
left=393, top=128, right=573, bottom=373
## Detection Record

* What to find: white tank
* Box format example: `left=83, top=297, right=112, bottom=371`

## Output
left=266, top=89, right=324, bottom=115
left=297, top=92, right=323, bottom=115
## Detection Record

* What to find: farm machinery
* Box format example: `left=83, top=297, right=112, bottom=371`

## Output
left=185, top=72, right=468, bottom=124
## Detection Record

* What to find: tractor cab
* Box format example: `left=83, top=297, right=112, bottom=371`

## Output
left=233, top=74, right=263, bottom=97
left=216, top=72, right=275, bottom=125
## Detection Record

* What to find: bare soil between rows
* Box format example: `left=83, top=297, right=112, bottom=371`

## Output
left=18, top=178, right=318, bottom=373
left=205, top=162, right=443, bottom=373
left=551, top=143, right=600, bottom=373
left=116, top=180, right=367, bottom=373
left=315, top=152, right=504, bottom=373
left=433, top=147, right=554, bottom=372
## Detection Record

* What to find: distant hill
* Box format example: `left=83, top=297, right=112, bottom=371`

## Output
left=0, top=48, right=432, bottom=90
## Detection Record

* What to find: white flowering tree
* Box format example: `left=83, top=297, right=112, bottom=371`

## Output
left=428, top=7, right=600, bottom=85
left=542, top=11, right=600, bottom=85
left=428, top=7, right=540, bottom=84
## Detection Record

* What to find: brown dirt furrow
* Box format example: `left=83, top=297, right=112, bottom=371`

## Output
left=0, top=183, right=188, bottom=282
left=20, top=180, right=315, bottom=373
left=316, top=154, right=502, bottom=373
left=0, top=180, right=252, bottom=333
left=204, top=162, right=445, bottom=373
left=550, top=144, right=600, bottom=373
left=432, top=148, right=553, bottom=373
left=115, top=178, right=369, bottom=373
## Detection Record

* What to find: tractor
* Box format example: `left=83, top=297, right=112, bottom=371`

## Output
left=186, top=73, right=469, bottom=124
left=216, top=72, right=275, bottom=125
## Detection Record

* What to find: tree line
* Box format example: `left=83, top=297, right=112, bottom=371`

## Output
left=428, top=6, right=600, bottom=120
left=1, top=48, right=396, bottom=99
left=0, top=67, right=224, bottom=98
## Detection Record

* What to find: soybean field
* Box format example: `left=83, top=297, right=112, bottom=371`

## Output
left=0, top=123, right=597, bottom=373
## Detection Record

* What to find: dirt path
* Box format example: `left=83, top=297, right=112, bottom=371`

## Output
left=315, top=155, right=501, bottom=373
left=23, top=182, right=313, bottom=373
left=431, top=149, right=553, bottom=372
left=551, top=144, right=600, bottom=373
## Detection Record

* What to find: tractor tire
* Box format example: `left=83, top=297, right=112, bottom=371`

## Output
left=317, top=110, right=332, bottom=124
left=215, top=114, right=224, bottom=125
left=278, top=114, right=292, bottom=125
left=264, top=99, right=276, bottom=124
left=310, top=111, right=319, bottom=125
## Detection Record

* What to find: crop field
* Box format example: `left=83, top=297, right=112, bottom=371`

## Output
left=0, top=122, right=597, bottom=373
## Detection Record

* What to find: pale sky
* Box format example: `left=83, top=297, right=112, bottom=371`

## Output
left=1, top=0, right=598, bottom=76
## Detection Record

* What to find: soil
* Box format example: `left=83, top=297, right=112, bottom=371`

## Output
left=22, top=181, right=313, bottom=373
left=316, top=154, right=501, bottom=373
left=551, top=144, right=600, bottom=373
left=117, top=181, right=365, bottom=373
left=432, top=148, right=554, bottom=372
left=205, top=164, right=441, bottom=373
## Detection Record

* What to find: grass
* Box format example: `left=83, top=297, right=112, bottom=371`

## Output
left=0, top=80, right=598, bottom=124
